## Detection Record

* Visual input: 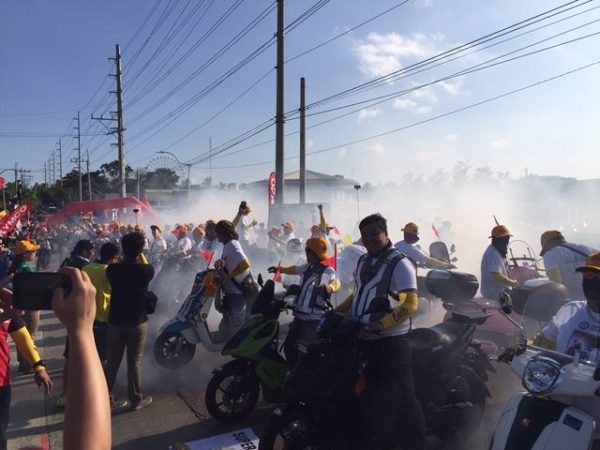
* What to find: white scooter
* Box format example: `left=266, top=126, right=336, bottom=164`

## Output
left=153, top=268, right=225, bottom=369
left=491, top=292, right=600, bottom=449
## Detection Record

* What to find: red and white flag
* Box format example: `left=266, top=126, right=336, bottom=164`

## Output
left=322, top=244, right=337, bottom=270
left=0, top=204, right=30, bottom=238
left=0, top=178, right=5, bottom=190
left=273, top=261, right=283, bottom=283
left=199, top=251, right=214, bottom=267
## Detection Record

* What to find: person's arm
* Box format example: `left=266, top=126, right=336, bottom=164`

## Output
left=425, top=257, right=455, bottom=270
left=232, top=212, right=243, bottom=227
left=318, top=205, right=327, bottom=233
left=377, top=290, right=419, bottom=330
left=52, top=267, right=111, bottom=450
left=546, top=268, right=562, bottom=284
left=334, top=293, right=353, bottom=313
left=492, top=272, right=518, bottom=287
left=229, top=259, right=251, bottom=279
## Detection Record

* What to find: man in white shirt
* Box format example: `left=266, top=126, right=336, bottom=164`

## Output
left=174, top=226, right=193, bottom=258
left=198, top=220, right=223, bottom=269
left=232, top=202, right=257, bottom=249
left=281, top=222, right=296, bottom=242
left=149, top=225, right=167, bottom=263
left=394, top=222, right=455, bottom=270
left=480, top=225, right=518, bottom=300
left=539, top=252, right=600, bottom=361
left=541, top=230, right=598, bottom=300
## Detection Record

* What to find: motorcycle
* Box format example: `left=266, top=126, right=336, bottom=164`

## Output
left=205, top=280, right=302, bottom=423
left=490, top=292, right=600, bottom=450
left=153, top=269, right=224, bottom=368
left=259, top=274, right=493, bottom=449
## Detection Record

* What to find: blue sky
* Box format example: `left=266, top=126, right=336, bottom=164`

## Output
left=1, top=0, right=599, bottom=185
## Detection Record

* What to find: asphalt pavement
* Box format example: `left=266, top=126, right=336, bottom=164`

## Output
left=6, top=302, right=522, bottom=450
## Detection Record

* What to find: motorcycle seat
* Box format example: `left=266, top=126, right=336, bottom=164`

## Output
left=409, top=320, right=469, bottom=370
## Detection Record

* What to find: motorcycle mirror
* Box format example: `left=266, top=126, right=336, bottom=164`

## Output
left=451, top=257, right=458, bottom=262
left=257, top=273, right=264, bottom=288
left=450, top=244, right=456, bottom=253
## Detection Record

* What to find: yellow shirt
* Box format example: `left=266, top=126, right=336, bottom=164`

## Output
left=82, top=262, right=111, bottom=323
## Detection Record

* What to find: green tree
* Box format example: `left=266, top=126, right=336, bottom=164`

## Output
left=100, top=160, right=134, bottom=192
left=142, top=168, right=180, bottom=189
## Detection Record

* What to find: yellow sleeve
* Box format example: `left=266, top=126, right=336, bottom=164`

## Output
left=10, top=325, right=43, bottom=369
left=533, top=332, right=557, bottom=350
left=492, top=272, right=515, bottom=285
left=229, top=259, right=251, bottom=278
left=140, top=253, right=149, bottom=265
left=232, top=212, right=243, bottom=228
left=335, top=293, right=353, bottom=313
left=546, top=268, right=562, bottom=284
left=426, top=257, right=452, bottom=270
left=328, top=279, right=341, bottom=294
left=380, top=291, right=419, bottom=329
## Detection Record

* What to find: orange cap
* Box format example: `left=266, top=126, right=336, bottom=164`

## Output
left=306, top=236, right=330, bottom=260
left=576, top=252, right=600, bottom=272
left=540, top=230, right=564, bottom=250
left=15, top=240, right=41, bottom=255
left=402, top=222, right=419, bottom=234
left=489, top=225, right=512, bottom=238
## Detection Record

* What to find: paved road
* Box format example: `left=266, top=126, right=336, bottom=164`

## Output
left=7, top=303, right=521, bottom=450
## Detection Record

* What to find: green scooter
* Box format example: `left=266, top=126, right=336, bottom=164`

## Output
left=205, top=279, right=298, bottom=423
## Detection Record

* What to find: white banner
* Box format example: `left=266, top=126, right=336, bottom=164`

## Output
left=170, top=428, right=259, bottom=450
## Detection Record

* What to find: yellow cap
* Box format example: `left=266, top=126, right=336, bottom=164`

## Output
left=402, top=222, right=419, bottom=234
left=576, top=252, right=600, bottom=272
left=540, top=230, right=564, bottom=250
left=306, top=237, right=330, bottom=261
left=15, top=240, right=41, bottom=255
left=490, top=225, right=512, bottom=238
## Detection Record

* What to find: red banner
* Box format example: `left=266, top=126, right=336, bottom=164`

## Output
left=199, top=251, right=214, bottom=267
left=322, top=243, right=337, bottom=270
left=0, top=204, right=30, bottom=238
left=273, top=261, right=282, bottom=283
left=268, top=172, right=276, bottom=206
left=0, top=178, right=5, bottom=190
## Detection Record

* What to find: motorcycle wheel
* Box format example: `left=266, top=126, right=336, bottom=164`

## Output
left=205, top=368, right=260, bottom=423
left=153, top=332, right=196, bottom=369
left=259, top=410, right=319, bottom=450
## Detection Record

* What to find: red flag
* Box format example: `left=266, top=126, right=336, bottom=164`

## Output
left=200, top=251, right=214, bottom=266
left=0, top=178, right=5, bottom=190
left=333, top=226, right=341, bottom=236
left=0, top=204, right=30, bottom=238
left=322, top=244, right=337, bottom=270
left=432, top=224, right=440, bottom=239
left=273, top=261, right=282, bottom=283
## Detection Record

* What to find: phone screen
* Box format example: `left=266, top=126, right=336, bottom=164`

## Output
left=13, top=272, right=71, bottom=311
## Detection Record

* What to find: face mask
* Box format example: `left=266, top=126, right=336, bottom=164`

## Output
left=405, top=234, right=420, bottom=245
left=583, top=276, right=600, bottom=309
left=492, top=237, right=510, bottom=257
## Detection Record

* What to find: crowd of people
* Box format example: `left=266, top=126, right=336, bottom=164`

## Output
left=0, top=199, right=598, bottom=450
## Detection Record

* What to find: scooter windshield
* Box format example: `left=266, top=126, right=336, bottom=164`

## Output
left=519, top=293, right=598, bottom=367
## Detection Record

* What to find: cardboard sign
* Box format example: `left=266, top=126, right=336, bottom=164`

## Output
left=170, top=428, right=259, bottom=450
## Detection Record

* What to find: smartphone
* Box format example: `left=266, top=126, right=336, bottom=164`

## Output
left=13, top=272, right=72, bottom=311
left=240, top=201, right=247, bottom=210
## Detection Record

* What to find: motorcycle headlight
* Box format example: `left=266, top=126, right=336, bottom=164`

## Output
left=522, top=356, right=563, bottom=395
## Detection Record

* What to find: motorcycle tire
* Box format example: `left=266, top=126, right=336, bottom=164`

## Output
left=259, top=409, right=319, bottom=450
left=153, top=332, right=196, bottom=369
left=205, top=368, right=260, bottom=423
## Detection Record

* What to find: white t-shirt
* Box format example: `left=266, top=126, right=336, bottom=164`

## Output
left=236, top=215, right=253, bottom=242
left=544, top=243, right=597, bottom=300
left=543, top=301, right=600, bottom=362
left=221, top=240, right=250, bottom=294
left=293, top=263, right=337, bottom=321
left=394, top=240, right=428, bottom=268
left=198, top=238, right=223, bottom=269
left=177, top=236, right=193, bottom=256
left=149, top=237, right=167, bottom=255
left=480, top=244, right=509, bottom=300
left=337, top=244, right=366, bottom=286
left=282, top=231, right=296, bottom=242
left=352, top=251, right=417, bottom=338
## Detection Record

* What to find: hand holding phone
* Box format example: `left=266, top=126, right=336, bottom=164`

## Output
left=13, top=272, right=73, bottom=311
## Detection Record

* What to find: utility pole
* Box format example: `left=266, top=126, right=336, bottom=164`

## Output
left=299, top=77, right=306, bottom=204
left=44, top=162, right=47, bottom=185
left=136, top=169, right=141, bottom=199
left=93, top=44, right=127, bottom=199
left=274, top=0, right=285, bottom=204
left=74, top=111, right=83, bottom=200
left=51, top=150, right=56, bottom=185
left=86, top=149, right=92, bottom=200
left=14, top=163, right=18, bottom=199
left=57, top=138, right=63, bottom=188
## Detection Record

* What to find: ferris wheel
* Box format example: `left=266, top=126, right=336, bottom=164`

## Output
left=145, top=154, right=185, bottom=180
